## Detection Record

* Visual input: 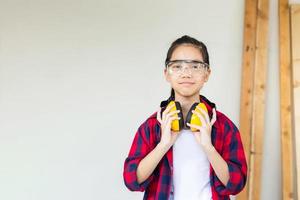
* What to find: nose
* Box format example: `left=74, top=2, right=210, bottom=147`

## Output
left=179, top=66, right=192, bottom=77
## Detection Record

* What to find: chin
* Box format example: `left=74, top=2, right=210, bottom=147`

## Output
left=173, top=85, right=202, bottom=97
left=177, top=90, right=199, bottom=97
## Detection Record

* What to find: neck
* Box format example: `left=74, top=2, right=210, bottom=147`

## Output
left=174, top=93, right=201, bottom=117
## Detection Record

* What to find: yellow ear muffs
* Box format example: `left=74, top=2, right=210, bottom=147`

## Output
left=166, top=101, right=184, bottom=132
left=185, top=102, right=208, bottom=132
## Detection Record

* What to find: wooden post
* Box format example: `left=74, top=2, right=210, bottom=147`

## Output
left=279, top=0, right=295, bottom=199
left=290, top=4, right=300, bottom=200
left=250, top=0, right=269, bottom=199
left=237, top=0, right=258, bottom=199
left=237, top=0, right=269, bottom=199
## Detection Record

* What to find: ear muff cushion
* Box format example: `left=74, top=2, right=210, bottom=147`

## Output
left=186, top=102, right=208, bottom=132
left=166, top=101, right=184, bottom=132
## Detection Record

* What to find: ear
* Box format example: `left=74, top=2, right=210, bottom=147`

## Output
left=164, top=68, right=171, bottom=83
left=204, top=68, right=211, bottom=82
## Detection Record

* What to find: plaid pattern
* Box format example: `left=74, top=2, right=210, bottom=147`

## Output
left=123, top=95, right=247, bottom=200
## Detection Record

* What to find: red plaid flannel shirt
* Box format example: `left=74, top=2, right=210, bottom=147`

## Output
left=123, top=95, right=247, bottom=200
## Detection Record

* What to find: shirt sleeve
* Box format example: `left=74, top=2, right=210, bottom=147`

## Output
left=213, top=118, right=248, bottom=196
left=123, top=121, right=154, bottom=191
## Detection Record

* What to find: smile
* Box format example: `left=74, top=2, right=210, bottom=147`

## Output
left=179, top=82, right=195, bottom=86
left=179, top=82, right=194, bottom=85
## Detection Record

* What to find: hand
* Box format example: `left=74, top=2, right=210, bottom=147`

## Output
left=156, top=105, right=181, bottom=149
left=187, top=107, right=217, bottom=151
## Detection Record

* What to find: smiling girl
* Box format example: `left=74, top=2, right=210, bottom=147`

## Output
left=123, top=35, right=247, bottom=200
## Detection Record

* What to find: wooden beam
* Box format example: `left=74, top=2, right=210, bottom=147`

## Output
left=237, top=0, right=258, bottom=199
left=290, top=4, right=300, bottom=200
left=250, top=0, right=269, bottom=199
left=279, top=0, right=295, bottom=199
left=237, top=0, right=269, bottom=199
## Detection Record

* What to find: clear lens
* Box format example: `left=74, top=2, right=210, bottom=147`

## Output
left=166, top=60, right=208, bottom=75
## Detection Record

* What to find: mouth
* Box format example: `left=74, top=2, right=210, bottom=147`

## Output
left=179, top=82, right=195, bottom=85
left=179, top=82, right=195, bottom=87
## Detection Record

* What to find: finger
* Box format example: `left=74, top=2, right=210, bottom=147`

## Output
left=198, top=126, right=206, bottom=134
left=166, top=116, right=181, bottom=125
left=186, top=122, right=201, bottom=131
left=162, top=103, right=175, bottom=119
left=187, top=123, right=206, bottom=134
left=192, top=110, right=208, bottom=127
left=211, top=108, right=217, bottom=125
left=196, top=106, right=210, bottom=124
left=171, top=130, right=182, bottom=135
left=164, top=103, right=175, bottom=115
left=156, top=108, right=162, bottom=123
left=165, top=116, right=180, bottom=130
left=165, top=110, right=180, bottom=119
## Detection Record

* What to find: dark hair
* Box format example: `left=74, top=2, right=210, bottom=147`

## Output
left=165, top=35, right=210, bottom=100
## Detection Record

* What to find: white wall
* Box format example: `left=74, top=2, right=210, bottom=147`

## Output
left=261, top=0, right=281, bottom=199
left=290, top=0, right=300, bottom=3
left=0, top=0, right=283, bottom=199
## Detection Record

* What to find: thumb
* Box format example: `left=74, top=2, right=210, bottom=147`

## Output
left=156, top=108, right=162, bottom=124
left=210, top=108, right=217, bottom=125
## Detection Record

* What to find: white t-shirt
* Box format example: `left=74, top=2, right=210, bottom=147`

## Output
left=172, top=129, right=212, bottom=200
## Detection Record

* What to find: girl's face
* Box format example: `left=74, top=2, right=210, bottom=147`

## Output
left=164, top=44, right=211, bottom=99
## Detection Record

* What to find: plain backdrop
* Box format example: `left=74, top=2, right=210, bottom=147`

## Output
left=1, top=0, right=297, bottom=199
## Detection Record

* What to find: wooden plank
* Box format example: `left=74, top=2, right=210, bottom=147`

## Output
left=236, top=0, right=258, bottom=199
left=290, top=4, right=300, bottom=200
left=250, top=0, right=269, bottom=199
left=279, top=0, right=295, bottom=199
left=237, top=0, right=269, bottom=199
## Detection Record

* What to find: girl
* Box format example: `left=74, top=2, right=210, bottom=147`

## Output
left=123, top=35, right=247, bottom=200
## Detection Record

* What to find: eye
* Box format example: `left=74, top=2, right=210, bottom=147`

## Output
left=192, top=65, right=199, bottom=69
left=172, top=64, right=182, bottom=69
left=201, top=63, right=208, bottom=68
